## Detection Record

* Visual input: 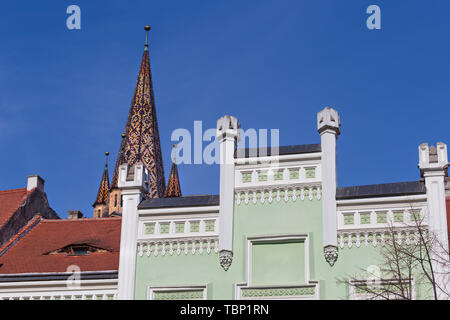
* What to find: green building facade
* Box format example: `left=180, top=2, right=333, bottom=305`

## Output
left=116, top=109, right=449, bottom=300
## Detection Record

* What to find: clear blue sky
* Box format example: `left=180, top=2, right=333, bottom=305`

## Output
left=0, top=1, right=449, bottom=218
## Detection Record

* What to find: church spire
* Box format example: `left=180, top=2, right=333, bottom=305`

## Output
left=165, top=145, right=182, bottom=197
left=94, top=152, right=110, bottom=206
left=93, top=152, right=110, bottom=218
left=111, top=26, right=166, bottom=198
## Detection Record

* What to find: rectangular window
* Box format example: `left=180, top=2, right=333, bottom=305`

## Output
left=251, top=241, right=305, bottom=286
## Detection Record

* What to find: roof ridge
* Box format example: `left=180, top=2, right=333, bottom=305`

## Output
left=40, top=217, right=122, bottom=223
left=0, top=215, right=41, bottom=257
left=338, top=181, right=423, bottom=189
left=0, top=188, right=28, bottom=194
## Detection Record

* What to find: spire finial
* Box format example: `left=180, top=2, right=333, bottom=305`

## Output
left=172, top=144, right=177, bottom=164
left=144, top=25, right=151, bottom=50
left=105, top=151, right=110, bottom=169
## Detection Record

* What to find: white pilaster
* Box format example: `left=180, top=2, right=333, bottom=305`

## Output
left=418, top=143, right=449, bottom=299
left=117, top=162, right=149, bottom=300
left=317, top=107, right=341, bottom=266
left=216, top=115, right=240, bottom=271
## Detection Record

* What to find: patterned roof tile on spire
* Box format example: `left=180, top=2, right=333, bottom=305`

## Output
left=93, top=156, right=110, bottom=206
left=165, top=162, right=182, bottom=198
left=111, top=29, right=165, bottom=198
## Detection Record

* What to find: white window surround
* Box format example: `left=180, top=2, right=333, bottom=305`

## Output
left=349, top=278, right=416, bottom=300
left=235, top=234, right=319, bottom=300
left=147, top=285, right=207, bottom=300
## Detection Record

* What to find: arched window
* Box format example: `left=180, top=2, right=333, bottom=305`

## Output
left=114, top=194, right=118, bottom=207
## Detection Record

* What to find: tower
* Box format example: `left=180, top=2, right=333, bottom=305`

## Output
left=93, top=152, right=110, bottom=218
left=109, top=26, right=166, bottom=215
left=164, top=145, right=182, bottom=197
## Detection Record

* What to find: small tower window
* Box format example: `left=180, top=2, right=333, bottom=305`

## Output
left=114, top=194, right=118, bottom=207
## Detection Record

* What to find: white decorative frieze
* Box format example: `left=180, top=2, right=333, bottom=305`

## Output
left=337, top=207, right=427, bottom=231
left=235, top=164, right=321, bottom=190
left=137, top=237, right=219, bottom=257
left=337, top=203, right=429, bottom=249
left=235, top=184, right=321, bottom=205
left=0, top=289, right=117, bottom=300
left=139, top=217, right=219, bottom=239
left=337, top=228, right=423, bottom=249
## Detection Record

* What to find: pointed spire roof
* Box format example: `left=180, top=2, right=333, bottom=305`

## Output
left=164, top=145, right=182, bottom=197
left=93, top=152, right=110, bottom=206
left=111, top=26, right=166, bottom=198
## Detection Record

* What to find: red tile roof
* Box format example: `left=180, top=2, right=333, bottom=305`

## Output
left=0, top=217, right=121, bottom=274
left=0, top=188, right=31, bottom=229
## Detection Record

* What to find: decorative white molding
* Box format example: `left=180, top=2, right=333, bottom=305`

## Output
left=138, top=217, right=219, bottom=240
left=349, top=279, right=416, bottom=300
left=337, top=203, right=428, bottom=249
left=337, top=227, right=423, bottom=249
left=137, top=237, right=219, bottom=257
left=235, top=283, right=319, bottom=300
left=219, top=250, right=233, bottom=271
left=136, top=206, right=220, bottom=259
left=0, top=279, right=117, bottom=300
left=234, top=164, right=321, bottom=190
left=235, top=184, right=321, bottom=205
left=323, top=245, right=338, bottom=266
left=147, top=285, right=207, bottom=300
left=337, top=207, right=427, bottom=231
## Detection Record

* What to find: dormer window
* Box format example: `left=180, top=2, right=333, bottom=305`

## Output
left=70, top=246, right=89, bottom=256
left=46, top=244, right=108, bottom=256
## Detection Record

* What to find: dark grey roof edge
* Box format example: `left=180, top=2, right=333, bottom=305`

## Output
left=336, top=181, right=426, bottom=200
left=139, top=195, right=219, bottom=210
left=235, top=144, right=321, bottom=158
left=0, top=270, right=118, bottom=282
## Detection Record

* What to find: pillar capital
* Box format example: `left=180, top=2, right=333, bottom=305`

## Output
left=118, top=162, right=149, bottom=195
left=418, top=142, right=448, bottom=175
left=317, top=107, right=341, bottom=136
left=216, top=115, right=241, bottom=143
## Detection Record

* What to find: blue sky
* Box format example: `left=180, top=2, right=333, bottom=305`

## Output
left=0, top=1, right=449, bottom=218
